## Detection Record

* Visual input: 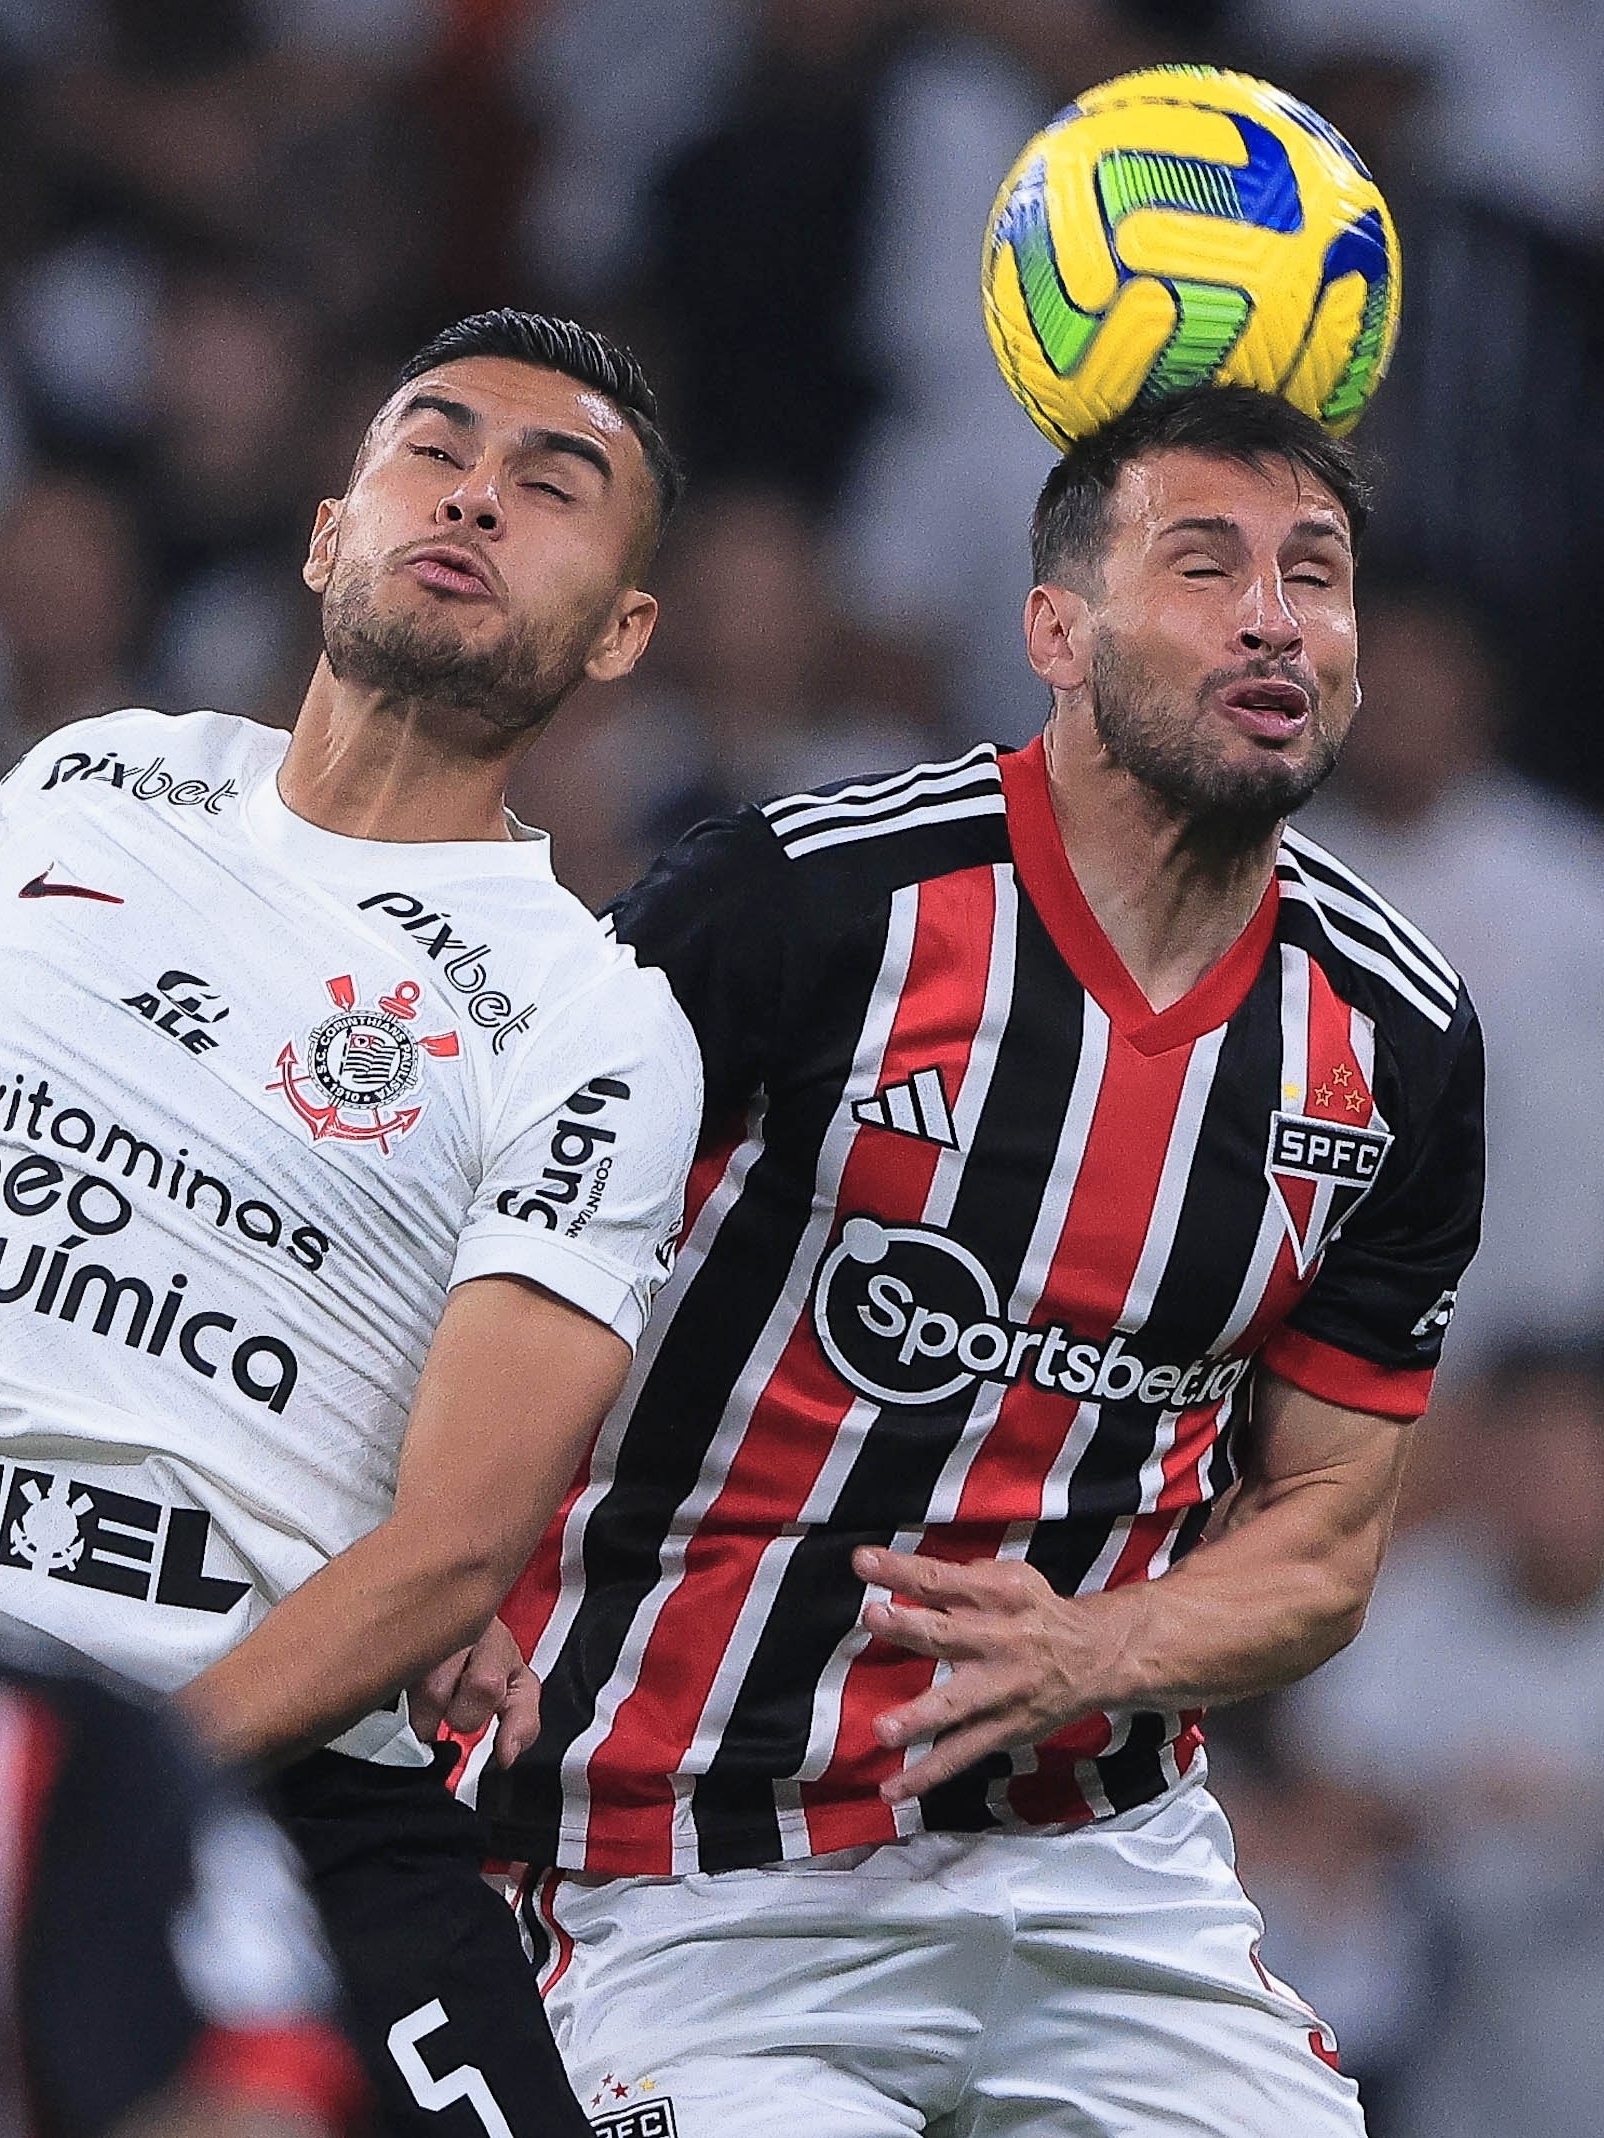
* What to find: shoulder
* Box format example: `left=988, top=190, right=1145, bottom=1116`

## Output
left=5, top=706, right=283, bottom=796
left=758, top=742, right=1010, bottom=886
left=1276, top=822, right=1469, bottom=1047
left=500, top=887, right=701, bottom=1095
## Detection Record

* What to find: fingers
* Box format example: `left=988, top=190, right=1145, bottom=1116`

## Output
left=493, top=1666, right=544, bottom=1766
left=441, top=1646, right=517, bottom=1738
left=406, top=1647, right=471, bottom=1745
left=880, top=1716, right=1018, bottom=1804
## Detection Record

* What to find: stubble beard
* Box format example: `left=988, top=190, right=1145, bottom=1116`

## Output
left=322, top=558, right=604, bottom=741
left=1089, top=630, right=1343, bottom=850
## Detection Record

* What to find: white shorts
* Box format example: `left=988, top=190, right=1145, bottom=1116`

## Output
left=534, top=1772, right=1366, bottom=2137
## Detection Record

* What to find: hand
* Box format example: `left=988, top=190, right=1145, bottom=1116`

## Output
left=406, top=1616, right=543, bottom=1766
left=853, top=1546, right=1135, bottom=1804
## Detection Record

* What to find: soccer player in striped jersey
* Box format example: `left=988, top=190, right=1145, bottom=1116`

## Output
left=478, top=386, right=1483, bottom=2137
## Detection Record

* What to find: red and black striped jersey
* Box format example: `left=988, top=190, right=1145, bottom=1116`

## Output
left=481, top=738, right=1483, bottom=1876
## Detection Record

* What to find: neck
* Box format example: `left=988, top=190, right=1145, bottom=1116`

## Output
left=1042, top=705, right=1281, bottom=1015
left=278, top=657, right=531, bottom=843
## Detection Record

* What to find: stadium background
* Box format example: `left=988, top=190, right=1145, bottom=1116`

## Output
left=2, top=3, right=1600, bottom=2131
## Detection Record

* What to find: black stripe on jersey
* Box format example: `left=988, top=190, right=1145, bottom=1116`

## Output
left=689, top=891, right=1093, bottom=1857
left=1020, top=973, right=1279, bottom=1607
left=1280, top=827, right=1459, bottom=992
left=764, top=750, right=1005, bottom=861
left=1275, top=844, right=1458, bottom=1031
left=1096, top=1710, right=1171, bottom=1814
left=500, top=913, right=897, bottom=1862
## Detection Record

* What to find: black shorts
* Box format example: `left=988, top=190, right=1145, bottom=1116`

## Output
left=271, top=1747, right=591, bottom=2138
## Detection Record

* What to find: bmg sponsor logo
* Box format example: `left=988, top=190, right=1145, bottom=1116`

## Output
left=812, top=1216, right=1248, bottom=1412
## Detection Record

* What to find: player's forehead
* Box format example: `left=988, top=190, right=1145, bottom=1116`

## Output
left=374, top=355, right=644, bottom=472
left=1107, top=446, right=1351, bottom=555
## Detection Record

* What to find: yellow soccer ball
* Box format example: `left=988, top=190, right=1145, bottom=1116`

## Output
left=981, top=64, right=1402, bottom=447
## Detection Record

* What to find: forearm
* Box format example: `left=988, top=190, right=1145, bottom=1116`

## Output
left=1086, top=1476, right=1387, bottom=1715
left=179, top=1514, right=518, bottom=1768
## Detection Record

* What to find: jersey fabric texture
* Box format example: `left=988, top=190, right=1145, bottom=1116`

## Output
left=483, top=738, right=1484, bottom=1876
left=0, top=709, right=700, bottom=1760
left=0, top=1620, right=359, bottom=2138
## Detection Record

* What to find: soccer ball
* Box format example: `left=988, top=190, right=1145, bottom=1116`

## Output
left=981, top=65, right=1401, bottom=447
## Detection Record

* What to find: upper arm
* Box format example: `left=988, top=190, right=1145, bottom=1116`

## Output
left=453, top=962, right=702, bottom=1352
left=393, top=1276, right=631, bottom=1561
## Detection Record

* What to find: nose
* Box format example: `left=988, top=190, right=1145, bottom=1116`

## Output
left=1237, top=572, right=1302, bottom=659
left=436, top=474, right=503, bottom=538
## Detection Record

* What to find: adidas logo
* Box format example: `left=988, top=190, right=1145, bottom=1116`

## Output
left=851, top=1066, right=958, bottom=1149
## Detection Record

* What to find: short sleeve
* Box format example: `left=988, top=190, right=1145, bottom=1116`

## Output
left=449, top=958, right=702, bottom=1349
left=605, top=807, right=791, bottom=1128
left=1262, top=998, right=1486, bottom=1418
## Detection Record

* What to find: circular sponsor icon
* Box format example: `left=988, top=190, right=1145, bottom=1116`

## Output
left=812, top=1216, right=1003, bottom=1407
left=308, top=1009, right=419, bottom=1109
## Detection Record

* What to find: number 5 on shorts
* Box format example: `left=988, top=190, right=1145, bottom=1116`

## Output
left=388, top=1998, right=516, bottom=2136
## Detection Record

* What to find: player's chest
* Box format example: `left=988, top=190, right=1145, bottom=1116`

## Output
left=0, top=823, right=507, bottom=1243
left=788, top=935, right=1395, bottom=1387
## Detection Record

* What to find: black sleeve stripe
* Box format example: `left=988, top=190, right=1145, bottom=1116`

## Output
left=761, top=742, right=1000, bottom=833
left=1280, top=826, right=1461, bottom=990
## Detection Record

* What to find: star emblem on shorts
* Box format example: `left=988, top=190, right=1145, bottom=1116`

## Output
left=1344, top=1087, right=1366, bottom=1113
left=1331, top=1063, right=1353, bottom=1086
left=1313, top=1082, right=1335, bottom=1107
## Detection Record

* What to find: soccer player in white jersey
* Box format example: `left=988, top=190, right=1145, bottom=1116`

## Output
left=0, top=310, right=701, bottom=2135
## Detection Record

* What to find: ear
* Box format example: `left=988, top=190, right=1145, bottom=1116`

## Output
left=302, top=499, right=343, bottom=595
left=1024, top=583, right=1093, bottom=695
left=584, top=589, right=659, bottom=686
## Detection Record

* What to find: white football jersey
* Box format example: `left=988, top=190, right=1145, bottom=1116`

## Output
left=0, top=708, right=701, bottom=1760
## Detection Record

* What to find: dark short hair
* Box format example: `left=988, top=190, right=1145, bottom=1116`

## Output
left=1030, top=387, right=1373, bottom=590
left=394, top=308, right=685, bottom=547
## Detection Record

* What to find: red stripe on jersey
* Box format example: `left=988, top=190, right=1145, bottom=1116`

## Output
left=1000, top=741, right=1278, bottom=1055
left=1040, top=1029, right=1195, bottom=1339
left=1002, top=1710, right=1113, bottom=1826
left=799, top=1521, right=1014, bottom=1855
left=1261, top=1326, right=1434, bottom=1419
left=579, top=869, right=1000, bottom=1870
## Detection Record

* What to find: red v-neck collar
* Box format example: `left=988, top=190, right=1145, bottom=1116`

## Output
left=999, top=736, right=1280, bottom=1056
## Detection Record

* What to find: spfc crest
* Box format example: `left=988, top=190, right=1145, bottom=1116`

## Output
left=1265, top=1107, right=1394, bottom=1276
left=269, top=974, right=458, bottom=1154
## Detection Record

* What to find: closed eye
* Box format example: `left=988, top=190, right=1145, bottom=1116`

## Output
left=522, top=479, right=574, bottom=502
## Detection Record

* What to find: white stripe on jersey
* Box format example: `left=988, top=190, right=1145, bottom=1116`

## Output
left=1281, top=825, right=1459, bottom=989
left=1116, top=1025, right=1228, bottom=1336
left=778, top=793, right=1008, bottom=861
left=762, top=746, right=998, bottom=833
left=530, top=1101, right=771, bottom=1690
left=1277, top=880, right=1456, bottom=1030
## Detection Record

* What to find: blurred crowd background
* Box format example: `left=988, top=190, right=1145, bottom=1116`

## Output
left=2, top=2, right=1601, bottom=2131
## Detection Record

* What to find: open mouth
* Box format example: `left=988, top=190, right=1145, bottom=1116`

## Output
left=1217, top=678, right=1311, bottom=741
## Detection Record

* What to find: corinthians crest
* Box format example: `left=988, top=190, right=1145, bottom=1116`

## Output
left=269, top=973, right=459, bottom=1153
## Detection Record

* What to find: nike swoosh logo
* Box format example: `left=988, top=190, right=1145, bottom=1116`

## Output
left=18, top=868, right=123, bottom=905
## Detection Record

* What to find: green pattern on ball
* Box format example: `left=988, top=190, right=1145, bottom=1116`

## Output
left=1096, top=150, right=1244, bottom=224
left=1319, top=271, right=1392, bottom=430
left=1140, top=280, right=1253, bottom=401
